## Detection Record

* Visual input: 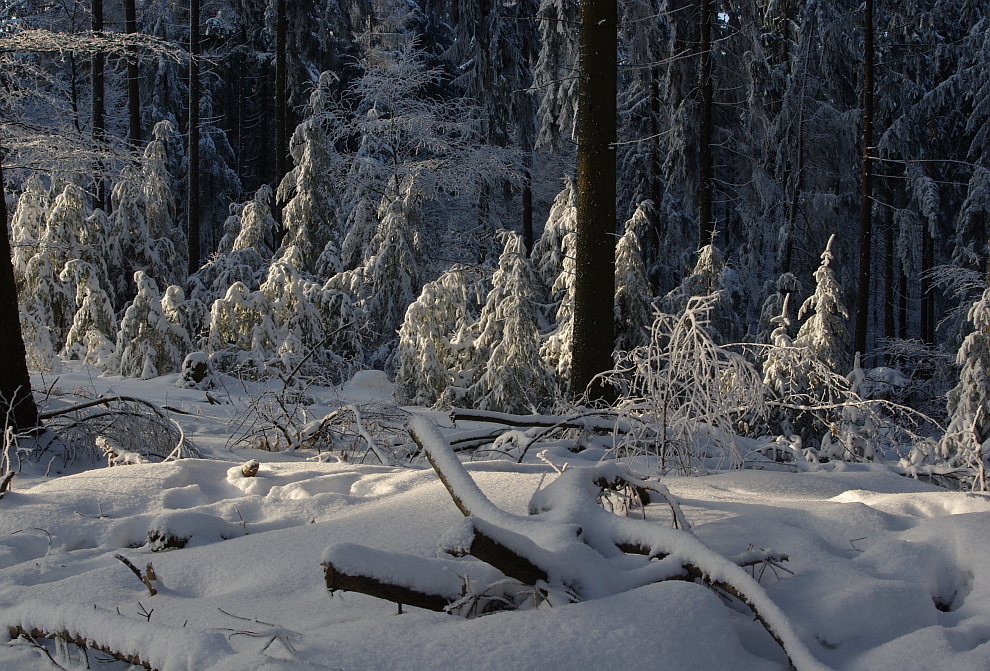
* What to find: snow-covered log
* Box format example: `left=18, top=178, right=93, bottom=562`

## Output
left=3, top=601, right=231, bottom=671
left=322, top=543, right=508, bottom=614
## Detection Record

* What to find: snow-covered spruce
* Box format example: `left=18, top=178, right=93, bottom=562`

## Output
left=465, top=231, right=556, bottom=413
left=941, top=282, right=990, bottom=489
left=395, top=267, right=484, bottom=407
left=277, top=72, right=343, bottom=279
left=796, top=234, right=850, bottom=377
left=614, top=201, right=654, bottom=352
left=661, top=243, right=743, bottom=345
left=111, top=271, right=191, bottom=379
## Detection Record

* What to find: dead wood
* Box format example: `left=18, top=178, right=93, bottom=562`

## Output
left=446, top=518, right=551, bottom=587
left=115, top=553, right=158, bottom=595
left=0, top=471, right=13, bottom=498
left=323, top=561, right=454, bottom=613
left=9, top=625, right=154, bottom=670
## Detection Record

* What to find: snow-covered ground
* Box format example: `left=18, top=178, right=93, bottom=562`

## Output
left=1, top=364, right=989, bottom=670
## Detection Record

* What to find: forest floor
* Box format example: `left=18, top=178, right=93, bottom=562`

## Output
left=0, top=363, right=988, bottom=670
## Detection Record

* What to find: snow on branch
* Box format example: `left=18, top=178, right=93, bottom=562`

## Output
left=324, top=416, right=830, bottom=671
left=3, top=601, right=232, bottom=671
left=0, top=29, right=186, bottom=61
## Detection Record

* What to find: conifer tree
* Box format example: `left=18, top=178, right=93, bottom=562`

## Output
left=468, top=231, right=556, bottom=412
left=278, top=73, right=341, bottom=278
left=395, top=268, right=482, bottom=407
left=795, top=234, right=851, bottom=375
left=941, top=281, right=990, bottom=489
left=111, top=271, right=190, bottom=379
left=614, top=202, right=654, bottom=352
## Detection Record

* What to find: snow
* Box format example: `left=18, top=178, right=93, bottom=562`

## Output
left=2, top=364, right=990, bottom=669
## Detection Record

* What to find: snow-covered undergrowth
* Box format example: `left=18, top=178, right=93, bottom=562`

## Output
left=2, top=363, right=990, bottom=670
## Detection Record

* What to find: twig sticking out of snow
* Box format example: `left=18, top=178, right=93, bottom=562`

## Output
left=114, top=554, right=158, bottom=596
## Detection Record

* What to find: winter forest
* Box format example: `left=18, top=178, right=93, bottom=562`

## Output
left=1, top=0, right=990, bottom=669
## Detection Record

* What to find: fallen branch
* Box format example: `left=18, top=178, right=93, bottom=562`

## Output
left=322, top=543, right=507, bottom=614
left=10, top=625, right=152, bottom=669
left=3, top=601, right=232, bottom=671
left=404, top=415, right=829, bottom=670
left=0, top=471, right=13, bottom=498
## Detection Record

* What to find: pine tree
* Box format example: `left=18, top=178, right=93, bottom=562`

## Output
left=395, top=268, right=482, bottom=407
left=614, top=201, right=654, bottom=352
left=795, top=234, right=851, bottom=375
left=467, top=231, right=556, bottom=412
left=111, top=271, right=190, bottom=379
left=941, top=282, right=990, bottom=489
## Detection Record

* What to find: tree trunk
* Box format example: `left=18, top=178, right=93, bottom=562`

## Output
left=274, top=0, right=288, bottom=235
left=921, top=225, right=934, bottom=345
left=187, top=0, right=201, bottom=274
left=854, top=0, right=874, bottom=361
left=572, top=0, right=617, bottom=401
left=522, top=161, right=534, bottom=254
left=92, top=0, right=106, bottom=211
left=0, top=158, right=41, bottom=437
left=125, top=0, right=141, bottom=149
left=883, top=203, right=895, bottom=344
left=698, top=0, right=714, bottom=247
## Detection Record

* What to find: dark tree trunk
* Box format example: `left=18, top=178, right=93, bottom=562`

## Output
left=571, top=0, right=617, bottom=401
left=645, top=74, right=663, bottom=286
left=854, top=0, right=874, bottom=361
left=125, top=0, right=141, bottom=149
left=698, top=0, right=714, bottom=247
left=187, top=0, right=201, bottom=274
left=0, top=159, right=41, bottom=436
left=898, top=265, right=908, bottom=340
left=274, top=0, right=288, bottom=234
left=92, top=0, right=106, bottom=211
left=921, top=225, right=935, bottom=345
left=522, top=160, right=534, bottom=254
left=883, top=204, right=895, bottom=345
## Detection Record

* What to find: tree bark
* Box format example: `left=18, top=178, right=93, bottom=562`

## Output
left=571, top=0, right=617, bottom=401
left=187, top=0, right=201, bottom=274
left=883, top=204, right=895, bottom=344
left=854, top=0, right=875, bottom=361
left=92, top=0, right=106, bottom=211
left=0, top=158, right=41, bottom=437
left=125, top=0, right=141, bottom=149
left=274, top=0, right=288, bottom=235
left=697, top=0, right=715, bottom=247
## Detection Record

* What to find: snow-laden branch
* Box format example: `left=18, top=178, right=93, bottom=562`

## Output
left=402, top=415, right=831, bottom=671
left=3, top=601, right=232, bottom=671
left=0, top=29, right=186, bottom=61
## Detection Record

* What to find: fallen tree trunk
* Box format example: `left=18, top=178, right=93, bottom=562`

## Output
left=10, top=625, right=153, bottom=669
left=322, top=543, right=509, bottom=614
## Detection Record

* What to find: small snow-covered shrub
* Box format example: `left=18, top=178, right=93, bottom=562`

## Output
left=111, top=271, right=191, bottom=379
left=466, top=231, right=556, bottom=413
left=608, top=295, right=767, bottom=473
left=394, top=267, right=484, bottom=407
left=59, top=260, right=117, bottom=367
left=176, top=352, right=216, bottom=389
